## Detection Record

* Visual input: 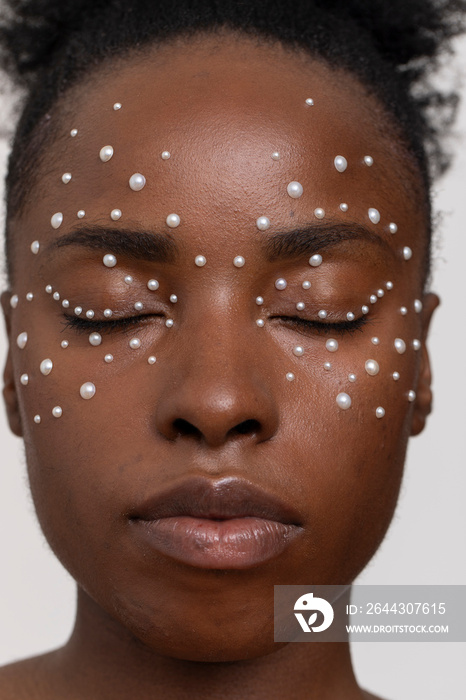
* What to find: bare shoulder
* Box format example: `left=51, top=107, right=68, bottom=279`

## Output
left=0, top=652, right=59, bottom=700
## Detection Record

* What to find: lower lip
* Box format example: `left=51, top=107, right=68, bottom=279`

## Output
left=132, top=516, right=301, bottom=569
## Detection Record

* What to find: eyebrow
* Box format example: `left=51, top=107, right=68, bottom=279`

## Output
left=264, top=222, right=394, bottom=261
left=49, top=226, right=179, bottom=263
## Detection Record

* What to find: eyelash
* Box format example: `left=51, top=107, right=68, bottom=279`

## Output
left=276, top=315, right=367, bottom=335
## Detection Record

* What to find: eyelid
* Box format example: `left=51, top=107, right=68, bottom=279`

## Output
left=272, top=315, right=368, bottom=335
left=61, top=313, right=164, bottom=334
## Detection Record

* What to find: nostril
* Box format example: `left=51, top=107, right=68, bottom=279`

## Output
left=230, top=419, right=261, bottom=436
left=172, top=418, right=202, bottom=438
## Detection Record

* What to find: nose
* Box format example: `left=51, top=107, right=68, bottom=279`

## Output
left=154, top=323, right=280, bottom=448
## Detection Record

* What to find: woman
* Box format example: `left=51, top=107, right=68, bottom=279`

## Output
left=0, top=0, right=464, bottom=697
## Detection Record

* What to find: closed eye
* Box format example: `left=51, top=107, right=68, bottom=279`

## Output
left=272, top=315, right=368, bottom=335
left=61, top=313, right=164, bottom=334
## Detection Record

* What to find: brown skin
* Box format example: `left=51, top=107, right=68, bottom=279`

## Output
left=0, top=35, right=438, bottom=699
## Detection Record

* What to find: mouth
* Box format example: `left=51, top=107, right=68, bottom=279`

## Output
left=128, top=476, right=304, bottom=570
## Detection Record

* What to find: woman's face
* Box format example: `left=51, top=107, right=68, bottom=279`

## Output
left=2, top=36, right=437, bottom=661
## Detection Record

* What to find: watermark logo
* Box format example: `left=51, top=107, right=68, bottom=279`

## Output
left=294, top=592, right=334, bottom=633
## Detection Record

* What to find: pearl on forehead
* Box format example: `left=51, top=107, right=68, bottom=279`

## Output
left=53, top=292, right=60, bottom=301
left=61, top=340, right=69, bottom=348
left=61, top=172, right=72, bottom=184
left=124, top=276, right=133, bottom=284
left=271, top=151, right=280, bottom=160
left=400, top=306, right=408, bottom=316
left=256, top=319, right=265, bottom=327
left=389, top=223, right=398, bottom=234
left=129, top=338, right=141, bottom=349
left=195, top=255, right=207, bottom=267
left=77, top=210, right=85, bottom=219
left=256, top=216, right=270, bottom=231
left=86, top=310, right=95, bottom=319
left=10, top=294, right=19, bottom=309
left=394, top=338, right=406, bottom=354
left=161, top=151, right=170, bottom=159
left=305, top=98, right=314, bottom=106
left=386, top=281, right=394, bottom=290
left=334, top=156, right=348, bottom=173
left=324, top=362, right=332, bottom=370
left=368, top=208, right=381, bottom=224
left=287, top=181, right=303, bottom=198
left=336, top=392, right=352, bottom=410
left=376, top=407, right=385, bottom=418
left=148, top=356, right=157, bottom=364
left=318, top=310, right=328, bottom=319
left=17, top=332, right=28, bottom=349
left=51, top=212, right=63, bottom=229
left=30, top=240, right=40, bottom=254
left=113, top=102, right=122, bottom=110
left=364, top=156, right=373, bottom=166
left=20, top=374, right=29, bottom=385
left=104, top=309, right=112, bottom=318
left=166, top=319, right=174, bottom=328
left=52, top=406, right=63, bottom=418
left=365, top=359, right=379, bottom=376
left=347, top=312, right=355, bottom=321
left=314, top=208, right=325, bottom=220
left=166, top=213, right=180, bottom=228
left=147, top=279, right=159, bottom=290
left=40, top=358, right=53, bottom=376
left=34, top=415, right=41, bottom=424
left=275, top=278, right=287, bottom=290
left=103, top=254, right=117, bottom=268
left=100, top=146, right=114, bottom=162
left=26, top=293, right=34, bottom=302
left=393, top=371, right=400, bottom=381
left=256, top=296, right=264, bottom=305
left=408, top=390, right=416, bottom=402
left=45, top=285, right=53, bottom=294
left=129, top=173, right=146, bottom=191
left=309, top=254, right=322, bottom=267
left=286, top=372, right=295, bottom=381
left=80, top=382, right=96, bottom=400
left=339, top=203, right=348, bottom=212
left=362, top=305, right=369, bottom=314
left=296, top=302, right=305, bottom=311
left=302, top=280, right=311, bottom=289
left=170, top=295, right=178, bottom=303
left=104, top=354, right=113, bottom=363
left=371, top=337, right=380, bottom=345
left=74, top=306, right=82, bottom=315
left=233, top=256, right=245, bottom=267
left=134, top=302, right=144, bottom=311
left=412, top=339, right=421, bottom=350
left=89, top=333, right=102, bottom=347
left=414, top=299, right=423, bottom=313
left=293, top=346, right=304, bottom=357
left=62, top=299, right=69, bottom=308
left=111, top=209, right=122, bottom=221
left=326, top=339, right=338, bottom=352
left=348, top=373, right=357, bottom=382
left=403, top=246, right=413, bottom=260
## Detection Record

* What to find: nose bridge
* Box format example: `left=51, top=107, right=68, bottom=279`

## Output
left=154, top=303, right=279, bottom=446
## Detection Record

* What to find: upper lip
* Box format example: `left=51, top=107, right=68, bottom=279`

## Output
left=129, top=476, right=302, bottom=526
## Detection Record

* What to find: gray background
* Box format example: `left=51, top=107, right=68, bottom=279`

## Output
left=0, top=35, right=465, bottom=699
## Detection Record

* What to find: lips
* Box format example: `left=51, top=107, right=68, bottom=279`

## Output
left=129, top=476, right=304, bottom=569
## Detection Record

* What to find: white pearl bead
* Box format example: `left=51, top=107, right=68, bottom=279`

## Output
left=80, top=382, right=96, bottom=400
left=124, top=275, right=133, bottom=284
left=365, top=359, right=380, bottom=376
left=62, top=299, right=69, bottom=308
left=40, top=358, right=53, bottom=376
left=45, top=285, right=53, bottom=293
left=336, top=392, right=352, bottom=410
left=165, top=319, right=174, bottom=328
left=89, top=333, right=102, bottom=347
left=347, top=312, right=355, bottom=321
left=77, top=210, right=85, bottom=218
left=314, top=208, right=325, bottom=219
left=147, top=279, right=159, bottom=290
left=271, top=151, right=280, bottom=160
left=389, top=222, right=398, bottom=234
left=377, top=289, right=384, bottom=298
left=326, top=338, right=338, bottom=352
left=324, top=362, right=332, bottom=370
left=26, top=293, right=34, bottom=301
left=53, top=292, right=60, bottom=301
left=293, top=345, right=304, bottom=357
left=392, top=371, right=400, bottom=381
left=111, top=209, right=122, bottom=221
left=370, top=295, right=377, bottom=304
left=129, top=338, right=141, bottom=349
left=256, top=296, right=264, bottom=305
left=74, top=306, right=82, bottom=315
left=376, top=407, right=385, bottom=419
left=170, top=294, right=178, bottom=303
left=34, top=414, right=41, bottom=424
left=364, top=156, right=374, bottom=166
left=334, top=155, right=348, bottom=173
left=394, top=338, right=406, bottom=354
left=305, top=98, right=314, bottom=105
left=70, top=129, right=78, bottom=137
left=412, top=339, right=421, bottom=350
left=348, top=373, right=357, bottom=382
left=296, top=302, right=305, bottom=311
left=256, top=216, right=270, bottom=231
left=362, top=305, right=369, bottom=314
left=161, top=151, right=171, bottom=159
left=113, top=102, right=122, bottom=110
left=10, top=294, right=19, bottom=309
left=414, top=299, right=423, bottom=313
left=166, top=213, right=180, bottom=228
left=195, top=255, right=206, bottom=267
left=104, top=309, right=112, bottom=318
left=103, top=254, right=117, bottom=267
left=233, top=256, right=245, bottom=267
left=368, top=208, right=380, bottom=224
left=129, top=173, right=146, bottom=191
left=275, top=278, right=287, bottom=290
left=86, top=310, right=95, bottom=319
left=403, top=246, right=413, bottom=260
left=16, top=332, right=28, bottom=349
left=286, top=372, right=295, bottom=381
left=30, top=240, right=40, bottom=254
left=386, top=281, right=394, bottom=290
left=339, top=203, right=348, bottom=212
left=20, top=374, right=29, bottom=385
left=61, top=172, right=72, bottom=184
left=318, top=310, right=327, bottom=319
left=400, top=306, right=408, bottom=316
left=309, top=254, right=322, bottom=267
left=61, top=340, right=69, bottom=348
left=99, top=146, right=114, bottom=162
left=408, top=390, right=416, bottom=402
left=52, top=406, right=63, bottom=418
left=287, top=181, right=303, bottom=198
left=256, top=319, right=265, bottom=327
left=371, top=337, right=380, bottom=345
left=134, top=302, right=144, bottom=311
left=302, top=280, right=311, bottom=289
left=51, top=212, right=63, bottom=229
left=148, top=356, right=157, bottom=364
left=104, top=354, right=113, bottom=363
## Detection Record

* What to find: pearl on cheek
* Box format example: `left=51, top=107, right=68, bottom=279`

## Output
left=80, top=382, right=96, bottom=400
left=129, top=173, right=146, bottom=191
left=287, top=181, right=303, bottom=198
left=336, top=392, right=352, bottom=410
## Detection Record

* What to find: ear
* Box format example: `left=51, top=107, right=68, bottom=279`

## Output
left=410, top=292, right=440, bottom=437
left=1, top=291, right=23, bottom=437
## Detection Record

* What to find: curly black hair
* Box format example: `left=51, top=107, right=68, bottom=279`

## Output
left=0, top=0, right=465, bottom=274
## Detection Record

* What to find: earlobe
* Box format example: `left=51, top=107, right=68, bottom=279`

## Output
left=410, top=292, right=440, bottom=437
left=1, top=291, right=23, bottom=437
